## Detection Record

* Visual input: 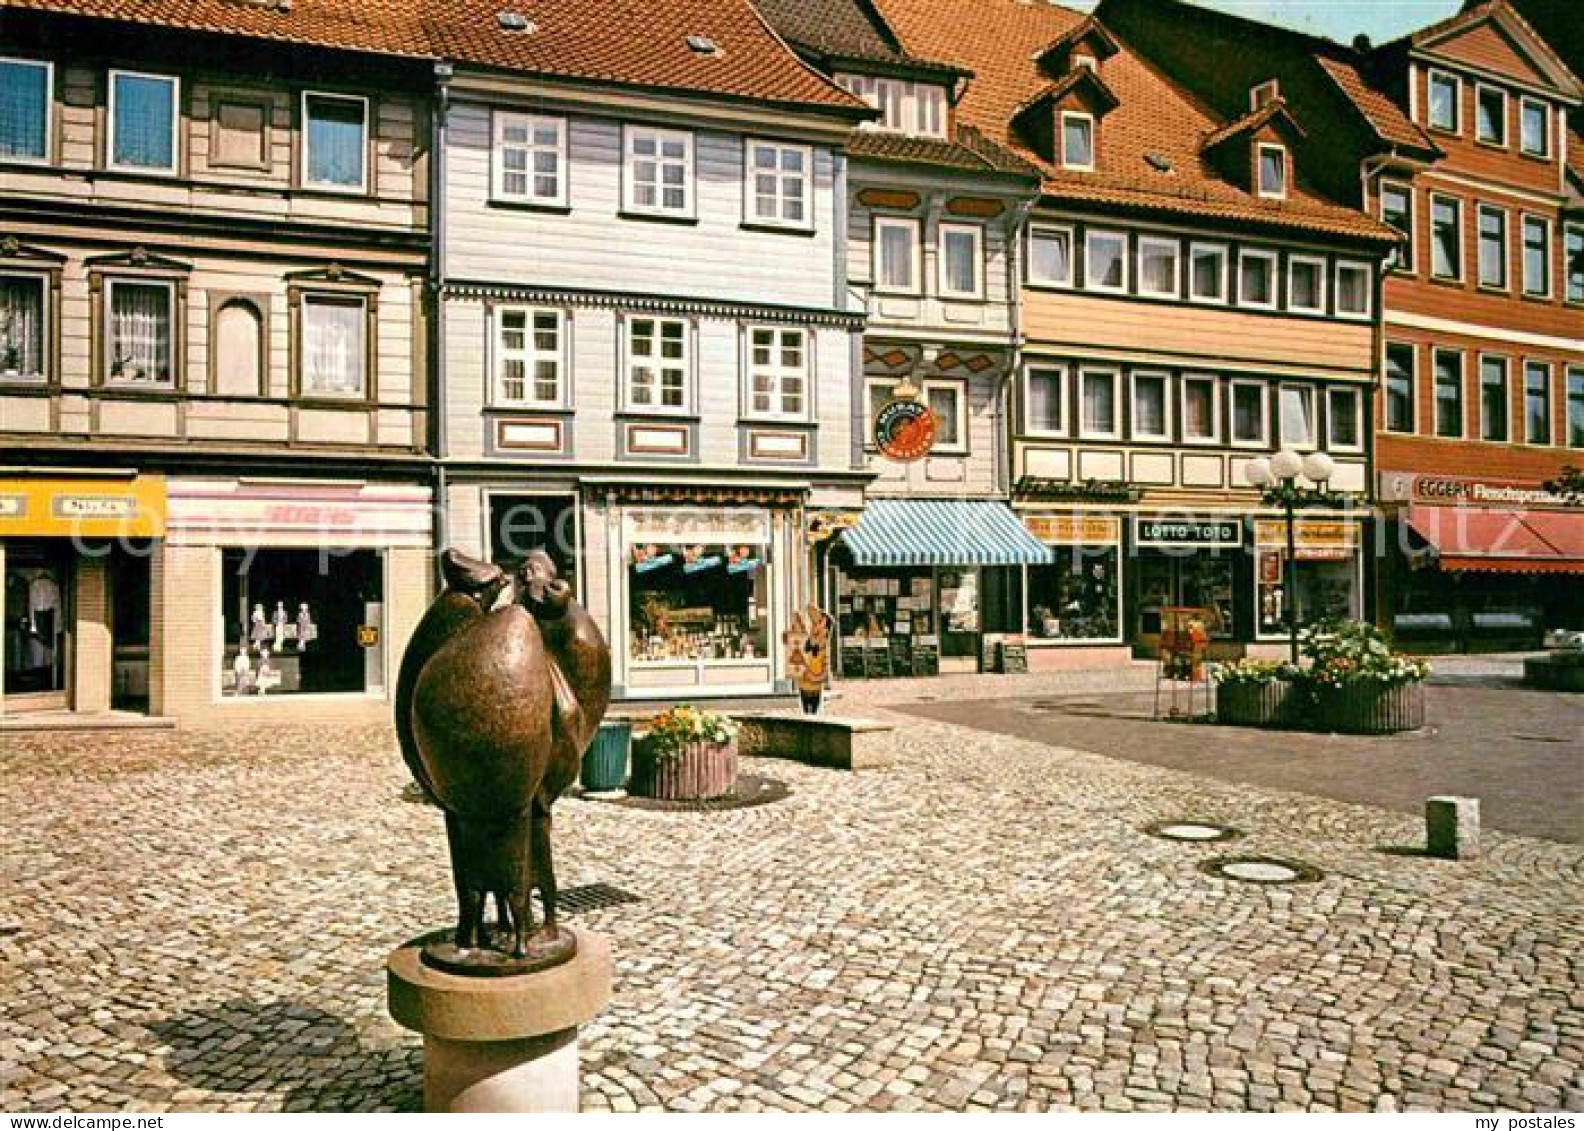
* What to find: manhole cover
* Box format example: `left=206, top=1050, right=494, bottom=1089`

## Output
left=558, top=882, right=641, bottom=914
left=1200, top=855, right=1322, bottom=885
left=1145, top=820, right=1241, bottom=843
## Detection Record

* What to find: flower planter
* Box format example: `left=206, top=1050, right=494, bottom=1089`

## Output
left=1311, top=681, right=1426, bottom=735
left=631, top=738, right=739, bottom=801
left=580, top=720, right=632, bottom=792
left=1216, top=680, right=1295, bottom=727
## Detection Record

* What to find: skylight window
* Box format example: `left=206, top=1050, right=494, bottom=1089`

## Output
left=686, top=35, right=721, bottom=56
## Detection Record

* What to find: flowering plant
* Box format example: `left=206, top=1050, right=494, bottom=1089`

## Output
left=638, top=705, right=739, bottom=762
left=1299, top=620, right=1430, bottom=687
left=1211, top=658, right=1297, bottom=686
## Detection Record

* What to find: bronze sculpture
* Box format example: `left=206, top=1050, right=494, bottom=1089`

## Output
left=396, top=549, right=611, bottom=975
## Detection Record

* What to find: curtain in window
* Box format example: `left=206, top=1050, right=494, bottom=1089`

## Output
left=1134, top=379, right=1166, bottom=435
left=109, top=283, right=171, bottom=383
left=303, top=298, right=364, bottom=395
left=1032, top=232, right=1068, bottom=283
left=1028, top=371, right=1062, bottom=432
left=944, top=231, right=977, bottom=294
left=880, top=225, right=914, bottom=288
left=0, top=62, right=47, bottom=159
left=928, top=387, right=960, bottom=445
left=113, top=75, right=174, bottom=169
left=1280, top=387, right=1314, bottom=445
left=307, top=97, right=365, bottom=187
left=1141, top=246, right=1176, bottom=294
left=1081, top=373, right=1114, bottom=434
left=1233, top=386, right=1264, bottom=441
left=1184, top=382, right=1214, bottom=438
left=0, top=276, right=43, bottom=377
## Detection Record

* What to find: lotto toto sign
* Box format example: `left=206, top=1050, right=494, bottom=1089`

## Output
left=873, top=399, right=938, bottom=461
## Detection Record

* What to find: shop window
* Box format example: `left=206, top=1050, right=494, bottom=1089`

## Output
left=1084, top=229, right=1127, bottom=292
left=629, top=545, right=767, bottom=664
left=1189, top=243, right=1227, bottom=302
left=1476, top=85, right=1507, bottom=146
left=1521, top=215, right=1550, bottom=297
left=939, top=223, right=983, bottom=300
left=109, top=70, right=178, bottom=173
left=624, top=125, right=693, bottom=217
left=1237, top=248, right=1277, bottom=309
left=1023, top=365, right=1066, bottom=435
left=1479, top=355, right=1509, bottom=442
left=303, top=93, right=368, bottom=191
left=213, top=298, right=263, bottom=397
left=1385, top=343, right=1416, bottom=433
left=1181, top=374, right=1219, bottom=443
left=924, top=379, right=967, bottom=451
left=873, top=216, right=921, bottom=294
left=105, top=278, right=175, bottom=386
left=1477, top=205, right=1508, bottom=289
left=1256, top=144, right=1286, bottom=200
left=1521, top=98, right=1550, bottom=158
left=220, top=548, right=385, bottom=697
left=494, top=111, right=566, bottom=206
left=494, top=306, right=563, bottom=407
left=1278, top=384, right=1315, bottom=448
left=1431, top=196, right=1462, bottom=280
left=0, top=58, right=51, bottom=161
left=1136, top=554, right=1235, bottom=640
left=1078, top=367, right=1118, bottom=439
left=1567, top=367, right=1584, bottom=448
left=299, top=293, right=367, bottom=397
left=745, top=140, right=812, bottom=229
left=3, top=541, right=69, bottom=699
left=1230, top=380, right=1268, bottom=445
left=1525, top=361, right=1551, bottom=445
left=1326, top=387, right=1362, bottom=451
left=748, top=326, right=809, bottom=420
left=1287, top=255, right=1325, bottom=313
left=1335, top=261, right=1370, bottom=317
left=1028, top=547, right=1120, bottom=641
left=1028, top=226, right=1072, bottom=287
left=1434, top=350, right=1464, bottom=438
left=1380, top=182, right=1414, bottom=271
left=625, top=316, right=688, bottom=412
left=1428, top=70, right=1459, bottom=132
left=0, top=272, right=47, bottom=380
left=1130, top=371, right=1170, bottom=440
left=1256, top=551, right=1360, bottom=637
left=1137, top=237, right=1179, bottom=299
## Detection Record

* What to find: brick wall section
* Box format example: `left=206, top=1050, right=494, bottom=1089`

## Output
left=72, top=555, right=111, bottom=714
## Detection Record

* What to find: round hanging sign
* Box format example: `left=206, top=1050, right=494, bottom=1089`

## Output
left=873, top=398, right=938, bottom=461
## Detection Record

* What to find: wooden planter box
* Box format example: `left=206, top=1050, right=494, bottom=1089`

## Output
left=1215, top=680, right=1295, bottom=727
left=1312, top=681, right=1426, bottom=735
left=631, top=738, right=739, bottom=801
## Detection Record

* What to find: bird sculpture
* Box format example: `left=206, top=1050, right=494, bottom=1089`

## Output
left=396, top=548, right=611, bottom=974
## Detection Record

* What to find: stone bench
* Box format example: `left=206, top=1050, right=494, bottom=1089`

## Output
left=733, top=713, right=896, bottom=771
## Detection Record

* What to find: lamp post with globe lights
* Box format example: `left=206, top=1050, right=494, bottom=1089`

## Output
left=1244, top=449, right=1341, bottom=663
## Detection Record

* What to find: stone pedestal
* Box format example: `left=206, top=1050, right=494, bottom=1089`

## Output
left=387, top=928, right=612, bottom=1112
left=1426, top=796, right=1480, bottom=860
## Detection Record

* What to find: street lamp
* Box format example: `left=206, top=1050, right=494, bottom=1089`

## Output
left=1244, top=448, right=1336, bottom=663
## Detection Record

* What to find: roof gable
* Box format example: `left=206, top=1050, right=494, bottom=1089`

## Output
left=1201, top=98, right=1306, bottom=151
left=1414, top=1, right=1583, bottom=99
left=1034, top=16, right=1121, bottom=76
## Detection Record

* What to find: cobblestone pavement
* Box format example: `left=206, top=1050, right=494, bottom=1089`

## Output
left=2, top=720, right=1581, bottom=1112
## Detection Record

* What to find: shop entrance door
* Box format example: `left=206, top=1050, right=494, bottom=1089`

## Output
left=4, top=541, right=72, bottom=711
left=937, top=567, right=981, bottom=668
left=1134, top=553, right=1237, bottom=644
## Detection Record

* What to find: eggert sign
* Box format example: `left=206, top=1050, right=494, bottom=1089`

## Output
left=873, top=399, right=937, bottom=461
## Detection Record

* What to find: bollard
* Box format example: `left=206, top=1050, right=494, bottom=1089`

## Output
left=1425, top=796, right=1480, bottom=860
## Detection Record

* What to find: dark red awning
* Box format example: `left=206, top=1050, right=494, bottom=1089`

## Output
left=1407, top=505, right=1584, bottom=574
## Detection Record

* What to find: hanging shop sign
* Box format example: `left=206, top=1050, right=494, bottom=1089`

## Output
left=1253, top=519, right=1359, bottom=561
left=0, top=475, right=166, bottom=538
left=624, top=507, right=772, bottom=547
left=1022, top=514, right=1123, bottom=546
left=1133, top=516, right=1242, bottom=548
left=873, top=399, right=937, bottom=462
left=807, top=511, right=859, bottom=544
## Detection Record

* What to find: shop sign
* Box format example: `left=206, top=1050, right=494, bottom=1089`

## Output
left=1379, top=472, right=1568, bottom=509
left=164, top=480, right=433, bottom=547
left=1023, top=514, right=1122, bottom=546
left=0, top=475, right=166, bottom=538
left=625, top=507, right=772, bottom=546
left=1253, top=519, right=1359, bottom=553
left=873, top=399, right=937, bottom=462
left=1134, top=516, right=1242, bottom=548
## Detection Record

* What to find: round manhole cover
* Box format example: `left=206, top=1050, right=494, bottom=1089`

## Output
left=1144, top=820, right=1241, bottom=843
left=1201, top=855, right=1322, bottom=885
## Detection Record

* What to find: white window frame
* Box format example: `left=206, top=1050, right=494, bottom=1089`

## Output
left=1188, top=241, right=1228, bottom=304
left=1566, top=223, right=1584, bottom=304
left=622, top=315, right=692, bottom=414
left=872, top=215, right=922, bottom=295
left=1428, top=69, right=1461, bottom=133
left=1250, top=79, right=1280, bottom=110
left=492, top=111, right=567, bottom=207
left=1060, top=110, right=1095, bottom=171
left=1478, top=353, right=1510, bottom=443
left=937, top=222, right=985, bottom=300
left=1084, top=228, right=1128, bottom=294
left=622, top=125, right=695, bottom=219
left=298, top=291, right=368, bottom=399
left=1255, top=143, right=1287, bottom=200
left=1326, top=386, right=1364, bottom=452
left=1334, top=260, right=1372, bottom=319
left=1237, top=247, right=1279, bottom=310
left=0, top=270, right=49, bottom=381
left=107, top=69, right=180, bottom=175
left=1180, top=373, right=1221, bottom=445
left=1521, top=213, right=1551, bottom=298
left=1476, top=203, right=1509, bottom=291
left=746, top=326, right=812, bottom=422
left=0, top=57, right=52, bottom=165
left=301, top=91, right=369, bottom=193
left=1474, top=83, right=1507, bottom=147
left=491, top=305, right=565, bottom=409
left=1228, top=378, right=1269, bottom=448
left=1027, top=224, right=1074, bottom=288
left=1519, top=96, right=1551, bottom=158
left=1022, top=364, right=1068, bottom=437
left=1128, top=370, right=1172, bottom=441
left=1136, top=236, right=1180, bottom=300
left=1286, top=254, right=1327, bottom=314
left=921, top=377, right=968, bottom=453
left=103, top=276, right=177, bottom=387
left=1077, top=365, right=1121, bottom=440
left=1524, top=360, right=1552, bottom=445
left=1380, top=180, right=1415, bottom=274
left=1433, top=347, right=1466, bottom=439
left=744, top=139, right=814, bottom=231
left=1429, top=193, right=1463, bottom=281
left=1277, top=383, right=1317, bottom=450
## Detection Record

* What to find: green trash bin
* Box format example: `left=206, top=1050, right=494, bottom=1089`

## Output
left=581, top=720, right=632, bottom=792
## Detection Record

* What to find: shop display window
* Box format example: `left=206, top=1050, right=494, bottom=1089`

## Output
left=1027, top=547, right=1120, bottom=641
left=1255, top=552, right=1360, bottom=636
left=4, top=542, right=69, bottom=698
left=1137, top=554, right=1235, bottom=640
left=834, top=569, right=939, bottom=677
left=220, top=548, right=385, bottom=696
left=628, top=544, right=767, bottom=663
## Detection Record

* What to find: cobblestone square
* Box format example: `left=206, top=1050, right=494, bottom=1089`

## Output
left=2, top=707, right=1581, bottom=1112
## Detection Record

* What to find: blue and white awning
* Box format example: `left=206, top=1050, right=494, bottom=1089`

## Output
left=839, top=498, right=1053, bottom=568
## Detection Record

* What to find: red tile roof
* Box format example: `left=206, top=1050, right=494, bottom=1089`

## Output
left=3, top=0, right=871, bottom=113
left=1314, top=56, right=1436, bottom=155
left=849, top=125, right=1041, bottom=178
left=870, top=0, right=1397, bottom=244
left=1200, top=98, right=1306, bottom=150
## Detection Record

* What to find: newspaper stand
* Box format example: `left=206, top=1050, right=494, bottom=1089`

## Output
left=1153, top=606, right=1213, bottom=720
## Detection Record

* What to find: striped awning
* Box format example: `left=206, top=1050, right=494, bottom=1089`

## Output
left=839, top=498, right=1053, bottom=567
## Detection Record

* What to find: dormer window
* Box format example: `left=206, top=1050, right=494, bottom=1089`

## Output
left=836, top=74, right=947, bottom=139
left=1061, top=112, right=1094, bottom=171
left=1073, top=53, right=1097, bottom=71
left=1250, top=79, right=1279, bottom=110
left=1428, top=70, right=1460, bottom=132
left=1256, top=143, right=1286, bottom=199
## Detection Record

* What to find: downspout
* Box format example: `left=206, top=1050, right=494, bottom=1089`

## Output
left=429, top=63, right=452, bottom=584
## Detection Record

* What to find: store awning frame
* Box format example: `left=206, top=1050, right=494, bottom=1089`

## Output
left=838, top=498, right=1054, bottom=568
